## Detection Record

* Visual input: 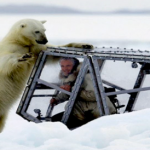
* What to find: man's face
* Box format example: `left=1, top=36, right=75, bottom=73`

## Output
left=60, top=59, right=74, bottom=76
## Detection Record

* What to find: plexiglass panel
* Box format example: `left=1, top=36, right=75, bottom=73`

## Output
left=26, top=89, right=67, bottom=118
left=100, top=60, right=143, bottom=112
left=100, top=60, right=150, bottom=112
left=101, top=60, right=141, bottom=89
left=40, top=56, right=61, bottom=84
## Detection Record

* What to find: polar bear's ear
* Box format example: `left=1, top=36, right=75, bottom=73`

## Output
left=20, top=24, right=26, bottom=28
left=41, top=20, right=46, bottom=24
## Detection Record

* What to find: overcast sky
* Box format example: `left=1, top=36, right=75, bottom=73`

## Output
left=0, top=0, right=150, bottom=12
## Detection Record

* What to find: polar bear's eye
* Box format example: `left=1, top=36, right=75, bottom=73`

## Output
left=35, top=31, right=40, bottom=34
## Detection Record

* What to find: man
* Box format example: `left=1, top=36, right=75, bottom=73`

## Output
left=50, top=57, right=79, bottom=105
left=50, top=57, right=116, bottom=124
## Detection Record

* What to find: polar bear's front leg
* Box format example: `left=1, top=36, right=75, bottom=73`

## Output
left=18, top=52, right=34, bottom=62
left=60, top=43, right=94, bottom=49
left=0, top=53, right=34, bottom=75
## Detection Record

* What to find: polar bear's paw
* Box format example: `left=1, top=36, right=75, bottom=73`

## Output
left=62, top=43, right=94, bottom=50
left=18, top=53, right=34, bottom=62
left=81, top=44, right=94, bottom=49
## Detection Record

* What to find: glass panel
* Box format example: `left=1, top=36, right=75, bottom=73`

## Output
left=26, top=89, right=57, bottom=118
left=101, top=60, right=141, bottom=89
left=98, top=59, right=143, bottom=113
left=99, top=60, right=150, bottom=112
left=103, top=85, right=130, bottom=113
left=40, top=56, right=61, bottom=84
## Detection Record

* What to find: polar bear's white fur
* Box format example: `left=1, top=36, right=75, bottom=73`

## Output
left=0, top=19, right=49, bottom=132
left=0, top=18, right=93, bottom=132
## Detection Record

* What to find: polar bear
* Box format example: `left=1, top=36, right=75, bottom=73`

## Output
left=0, top=18, right=93, bottom=132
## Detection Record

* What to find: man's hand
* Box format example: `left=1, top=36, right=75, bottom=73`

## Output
left=50, top=98, right=58, bottom=106
left=60, top=85, right=71, bottom=92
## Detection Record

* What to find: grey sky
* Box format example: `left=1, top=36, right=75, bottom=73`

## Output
left=0, top=0, right=150, bottom=12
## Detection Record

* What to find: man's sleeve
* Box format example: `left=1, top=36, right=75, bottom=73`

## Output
left=54, top=92, right=70, bottom=103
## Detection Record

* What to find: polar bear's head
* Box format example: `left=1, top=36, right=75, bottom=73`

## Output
left=7, top=19, right=48, bottom=45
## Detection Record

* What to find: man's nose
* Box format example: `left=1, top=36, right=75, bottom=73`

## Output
left=64, top=67, right=68, bottom=70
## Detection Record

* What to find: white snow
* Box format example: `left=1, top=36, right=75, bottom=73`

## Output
left=1, top=106, right=150, bottom=150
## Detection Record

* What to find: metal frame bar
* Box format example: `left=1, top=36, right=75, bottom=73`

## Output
left=61, top=57, right=89, bottom=124
left=125, top=64, right=146, bottom=112
left=105, top=86, right=150, bottom=96
left=45, top=50, right=85, bottom=59
left=92, top=56, right=110, bottom=115
left=38, top=79, right=71, bottom=96
left=45, top=89, right=59, bottom=118
left=46, top=47, right=150, bottom=63
left=27, top=51, right=45, bottom=86
left=21, top=52, right=48, bottom=122
left=16, top=51, right=47, bottom=122
left=102, top=79, right=126, bottom=91
left=91, top=56, right=150, bottom=64
left=87, top=57, right=105, bottom=116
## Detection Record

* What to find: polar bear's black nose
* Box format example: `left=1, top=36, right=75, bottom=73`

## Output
left=36, top=39, right=48, bottom=44
left=43, top=38, right=48, bottom=44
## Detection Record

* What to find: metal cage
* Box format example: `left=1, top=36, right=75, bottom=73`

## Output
left=16, top=47, right=150, bottom=128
